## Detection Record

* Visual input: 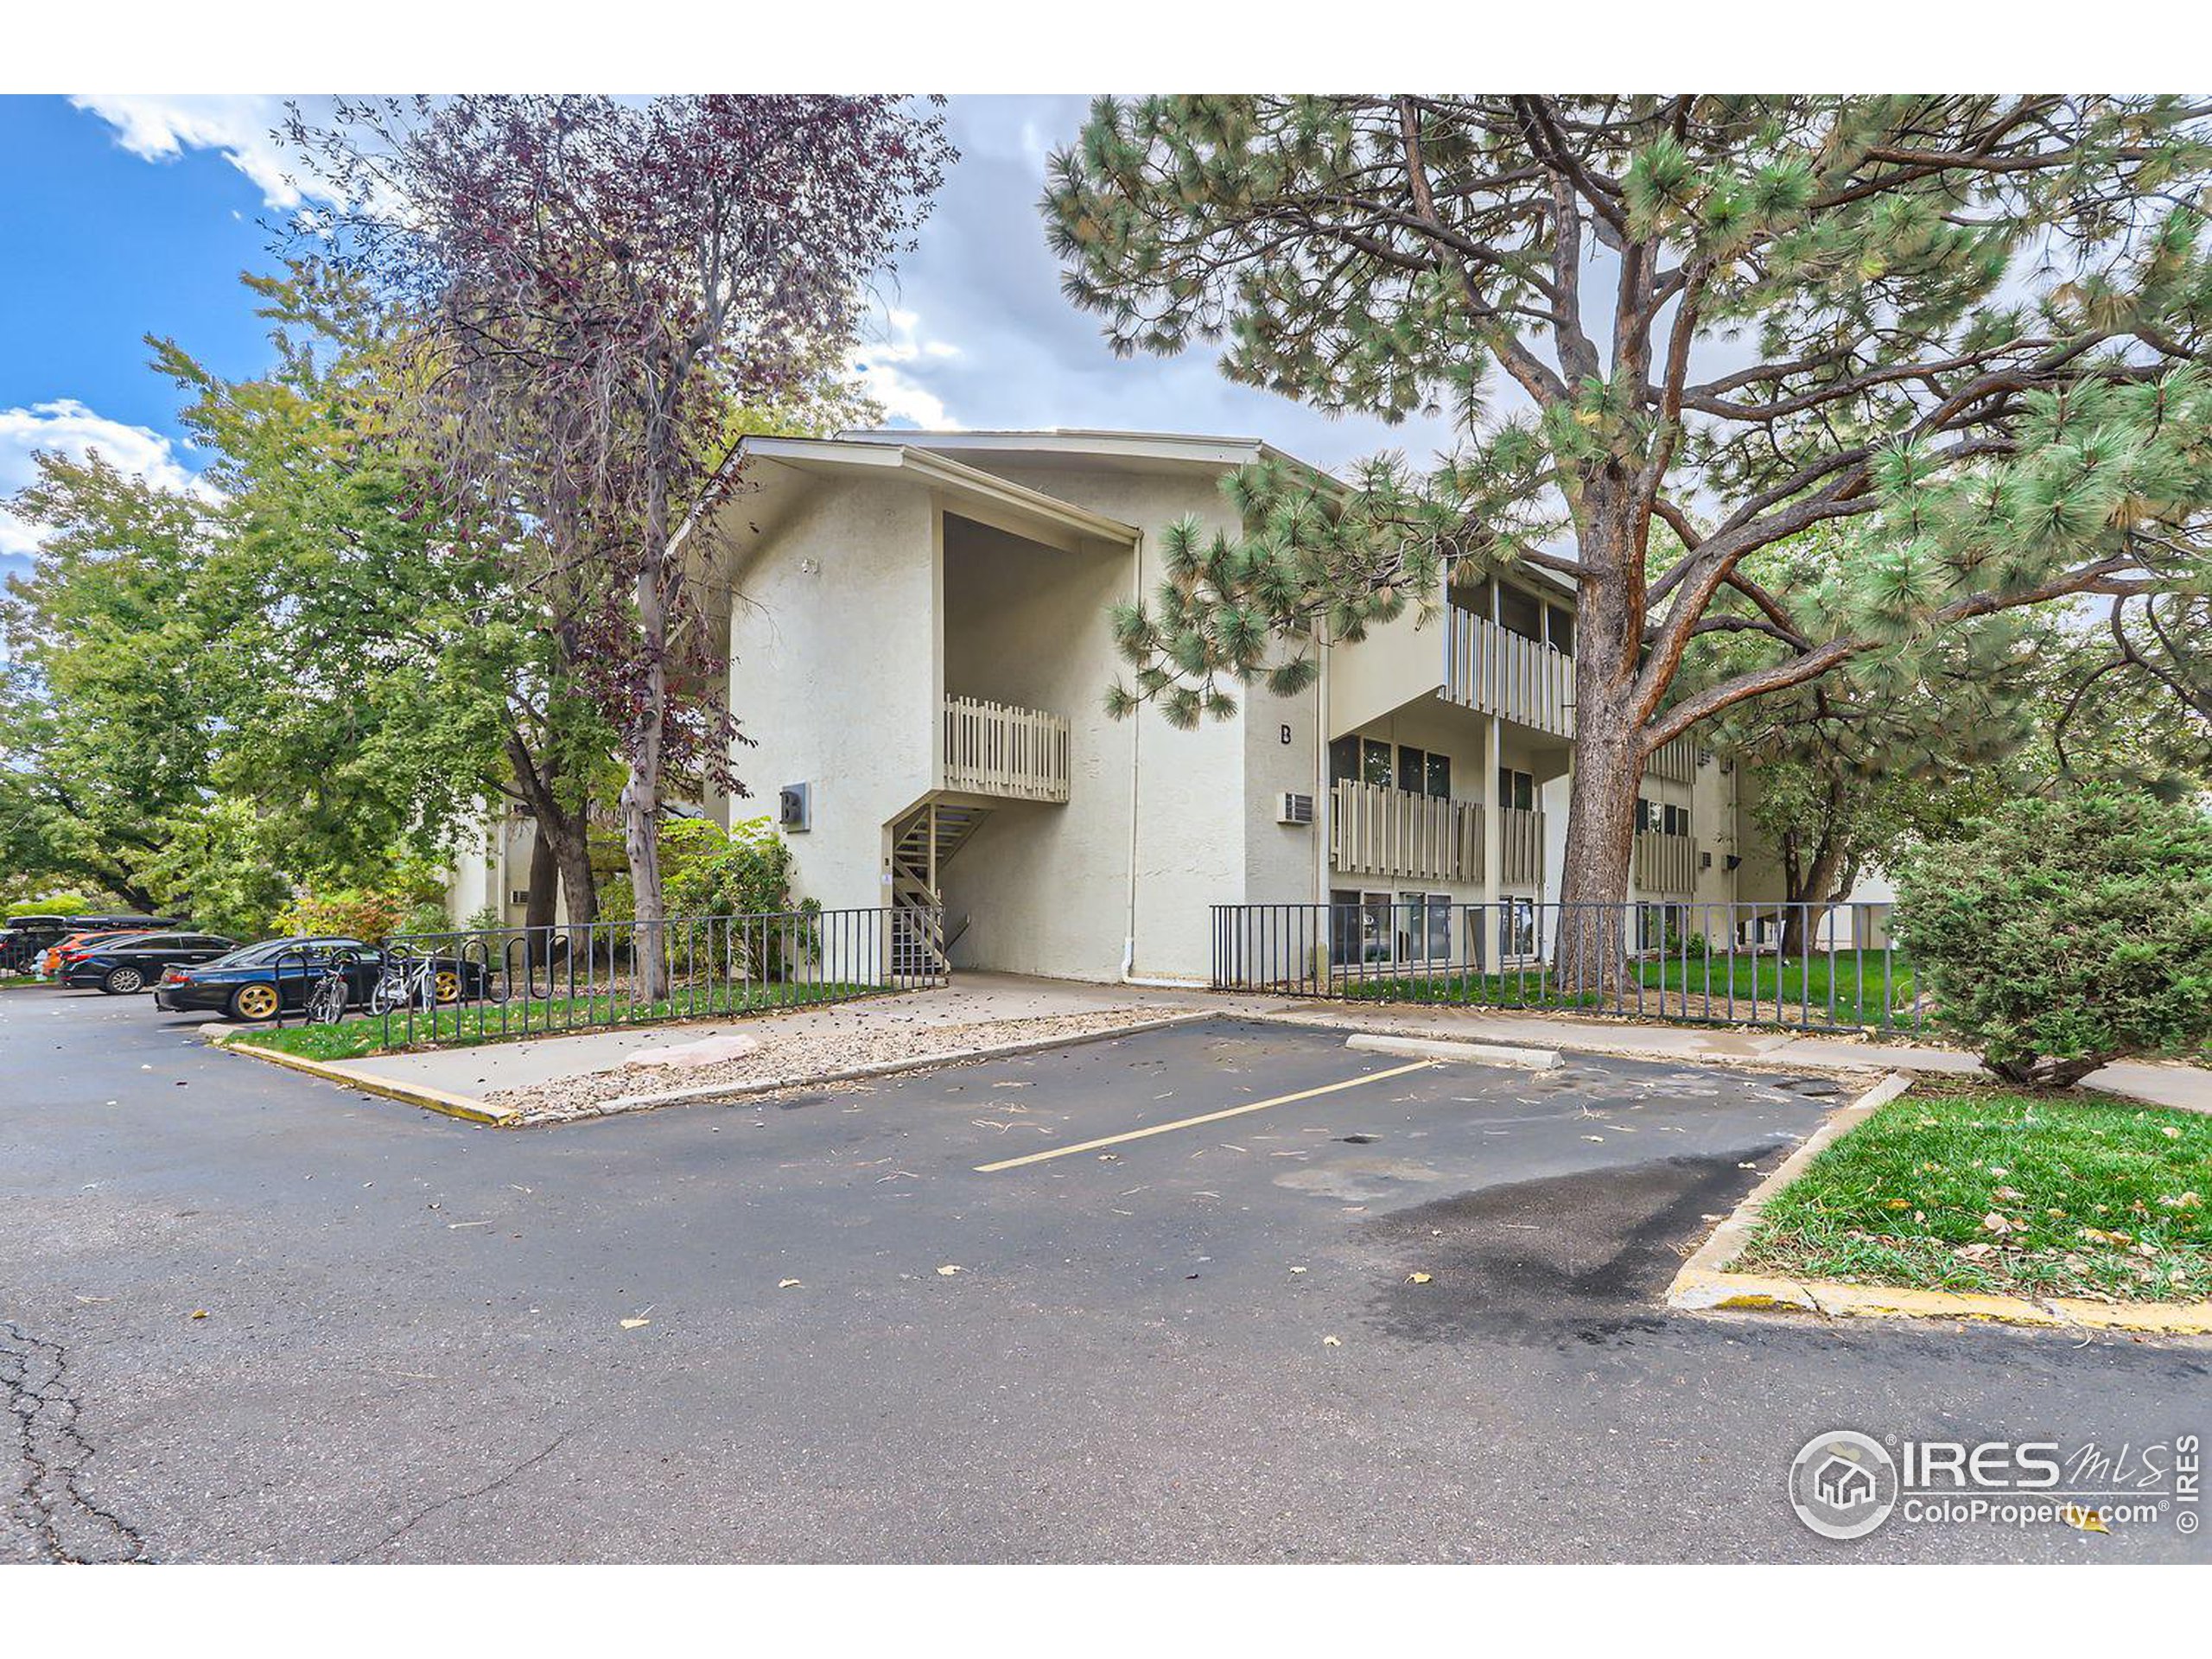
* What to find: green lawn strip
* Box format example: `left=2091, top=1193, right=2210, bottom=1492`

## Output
left=1736, top=1080, right=2212, bottom=1304
left=235, top=981, right=880, bottom=1062
left=1332, top=950, right=1913, bottom=1028
left=0, top=976, right=44, bottom=990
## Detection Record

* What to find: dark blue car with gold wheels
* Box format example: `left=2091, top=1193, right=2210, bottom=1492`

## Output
left=154, top=936, right=484, bottom=1021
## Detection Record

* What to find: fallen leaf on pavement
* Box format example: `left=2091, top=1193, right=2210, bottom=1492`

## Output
left=1322, top=1335, right=1341, bottom=1347
left=936, top=1264, right=963, bottom=1276
left=2062, top=1504, right=2110, bottom=1534
left=620, top=1317, right=651, bottom=1330
left=778, top=1279, right=803, bottom=1289
left=188, top=1309, right=207, bottom=1320
left=1406, top=1272, right=1432, bottom=1285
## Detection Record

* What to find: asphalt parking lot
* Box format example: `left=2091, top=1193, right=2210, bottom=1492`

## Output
left=4, top=989, right=2207, bottom=1562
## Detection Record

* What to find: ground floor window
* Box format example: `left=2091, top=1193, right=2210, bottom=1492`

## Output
left=1498, top=897, right=1538, bottom=961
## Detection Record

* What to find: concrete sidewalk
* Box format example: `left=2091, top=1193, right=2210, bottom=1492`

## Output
left=263, top=970, right=2210, bottom=1118
left=1254, top=1000, right=2212, bottom=1114
left=322, top=972, right=1231, bottom=1100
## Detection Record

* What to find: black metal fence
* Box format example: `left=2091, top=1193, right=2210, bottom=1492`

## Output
left=1211, top=899, right=1922, bottom=1035
left=270, top=905, right=942, bottom=1046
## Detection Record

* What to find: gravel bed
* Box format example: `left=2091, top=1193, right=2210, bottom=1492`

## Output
left=489, top=1006, right=1180, bottom=1125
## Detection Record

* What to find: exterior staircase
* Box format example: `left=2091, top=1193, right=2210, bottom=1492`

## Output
left=888, top=800, right=989, bottom=978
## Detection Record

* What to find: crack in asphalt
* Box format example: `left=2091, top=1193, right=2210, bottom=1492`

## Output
left=1, top=1319, right=150, bottom=1564
left=342, top=1430, right=573, bottom=1563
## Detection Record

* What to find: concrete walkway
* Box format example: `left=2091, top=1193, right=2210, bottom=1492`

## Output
left=325, top=972, right=1232, bottom=1098
left=295, top=970, right=2210, bottom=1116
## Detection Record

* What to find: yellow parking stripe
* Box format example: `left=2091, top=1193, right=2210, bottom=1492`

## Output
left=974, top=1058, right=1439, bottom=1173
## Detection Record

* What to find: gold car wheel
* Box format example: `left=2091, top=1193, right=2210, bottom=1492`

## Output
left=234, top=983, right=280, bottom=1021
left=435, top=969, right=461, bottom=1005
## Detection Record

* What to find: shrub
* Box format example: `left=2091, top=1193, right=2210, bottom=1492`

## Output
left=1890, top=789, right=2212, bottom=1087
left=278, top=861, right=450, bottom=943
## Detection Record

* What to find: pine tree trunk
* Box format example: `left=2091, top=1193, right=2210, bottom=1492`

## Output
left=1550, top=501, right=1645, bottom=995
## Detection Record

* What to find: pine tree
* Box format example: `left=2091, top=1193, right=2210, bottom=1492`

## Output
left=1044, top=96, right=2212, bottom=982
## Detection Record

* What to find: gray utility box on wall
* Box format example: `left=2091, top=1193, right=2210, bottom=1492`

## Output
left=779, top=782, right=810, bottom=833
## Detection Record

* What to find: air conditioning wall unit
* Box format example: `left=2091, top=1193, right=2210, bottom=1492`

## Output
left=1277, top=791, right=1315, bottom=826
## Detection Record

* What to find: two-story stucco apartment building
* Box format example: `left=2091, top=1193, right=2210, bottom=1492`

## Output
left=448, top=428, right=1795, bottom=982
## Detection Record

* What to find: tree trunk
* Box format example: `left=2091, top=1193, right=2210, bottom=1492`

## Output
left=524, top=825, right=559, bottom=931
left=621, top=556, right=672, bottom=1001
left=1551, top=501, right=1646, bottom=995
left=1778, top=842, right=1849, bottom=958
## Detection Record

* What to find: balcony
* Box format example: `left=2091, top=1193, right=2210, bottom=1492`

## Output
left=1442, top=606, right=1574, bottom=738
left=1330, top=780, right=1547, bottom=889
left=942, top=695, right=1071, bottom=803
left=1636, top=830, right=1696, bottom=893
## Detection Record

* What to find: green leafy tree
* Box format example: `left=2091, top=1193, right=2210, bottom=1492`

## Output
left=1891, top=790, right=2212, bottom=1086
left=1046, top=96, right=2212, bottom=978
left=1, top=458, right=219, bottom=910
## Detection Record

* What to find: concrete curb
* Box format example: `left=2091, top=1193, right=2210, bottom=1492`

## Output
left=549, top=1009, right=1222, bottom=1122
left=1665, top=1071, right=2212, bottom=1338
left=216, top=1036, right=518, bottom=1127
left=1344, top=1032, right=1560, bottom=1071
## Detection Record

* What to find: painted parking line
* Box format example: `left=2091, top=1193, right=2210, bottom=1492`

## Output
left=973, top=1058, right=1440, bottom=1173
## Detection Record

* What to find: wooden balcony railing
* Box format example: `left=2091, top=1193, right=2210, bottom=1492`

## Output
left=942, top=695, right=1071, bottom=803
left=1646, top=734, right=1700, bottom=785
left=1332, top=780, right=1482, bottom=883
left=1635, top=830, right=1697, bottom=894
left=1499, top=804, right=1544, bottom=888
left=1331, top=782, right=1548, bottom=889
left=1442, top=606, right=1574, bottom=738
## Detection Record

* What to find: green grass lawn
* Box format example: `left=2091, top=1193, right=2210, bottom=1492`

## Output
left=1737, top=1082, right=2212, bottom=1304
left=0, top=976, right=43, bottom=990
left=1333, top=949, right=1915, bottom=1029
left=231, top=979, right=880, bottom=1062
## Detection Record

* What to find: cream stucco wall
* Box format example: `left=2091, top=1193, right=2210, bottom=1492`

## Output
left=726, top=471, right=939, bottom=929
left=937, top=513, right=1134, bottom=980
left=950, top=459, right=1322, bottom=981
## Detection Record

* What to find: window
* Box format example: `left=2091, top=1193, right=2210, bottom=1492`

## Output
left=1666, top=804, right=1689, bottom=836
left=1497, top=583, right=1543, bottom=643
left=1399, top=892, right=1454, bottom=963
left=1361, top=737, right=1395, bottom=788
left=1498, top=767, right=1535, bottom=811
left=1329, top=734, right=1359, bottom=785
left=1546, top=603, right=1574, bottom=656
left=1397, top=744, right=1423, bottom=793
left=1424, top=752, right=1452, bottom=800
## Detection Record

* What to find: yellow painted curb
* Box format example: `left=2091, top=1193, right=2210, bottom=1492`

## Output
left=215, top=1035, right=515, bottom=1127
left=1671, top=1266, right=2212, bottom=1338
left=1665, top=1069, right=2212, bottom=1338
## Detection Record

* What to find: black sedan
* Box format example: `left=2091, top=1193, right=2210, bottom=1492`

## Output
left=65, top=931, right=240, bottom=994
left=153, top=936, right=487, bottom=1021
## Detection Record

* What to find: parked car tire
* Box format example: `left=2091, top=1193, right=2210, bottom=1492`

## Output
left=100, top=965, right=146, bottom=995
left=228, top=982, right=280, bottom=1021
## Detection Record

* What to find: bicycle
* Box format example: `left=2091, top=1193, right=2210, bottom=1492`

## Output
left=368, top=950, right=441, bottom=1016
left=305, top=960, right=352, bottom=1026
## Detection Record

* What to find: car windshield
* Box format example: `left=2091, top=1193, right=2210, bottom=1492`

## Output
left=219, top=938, right=371, bottom=967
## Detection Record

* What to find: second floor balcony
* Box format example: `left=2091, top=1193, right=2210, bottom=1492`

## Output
left=942, top=694, right=1071, bottom=804
left=1442, top=606, right=1574, bottom=739
left=1330, top=779, right=1545, bottom=888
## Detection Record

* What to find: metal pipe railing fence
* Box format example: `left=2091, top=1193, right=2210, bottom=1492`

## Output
left=1211, top=899, right=1921, bottom=1035
left=269, top=905, right=941, bottom=1046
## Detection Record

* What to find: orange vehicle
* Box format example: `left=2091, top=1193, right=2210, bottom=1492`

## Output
left=39, top=929, right=156, bottom=978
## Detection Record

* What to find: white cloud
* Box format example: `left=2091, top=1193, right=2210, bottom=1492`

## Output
left=850, top=308, right=963, bottom=429
left=0, top=400, right=204, bottom=572
left=69, top=93, right=334, bottom=210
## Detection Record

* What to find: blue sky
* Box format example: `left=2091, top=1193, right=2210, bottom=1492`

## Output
left=0, top=94, right=1459, bottom=588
